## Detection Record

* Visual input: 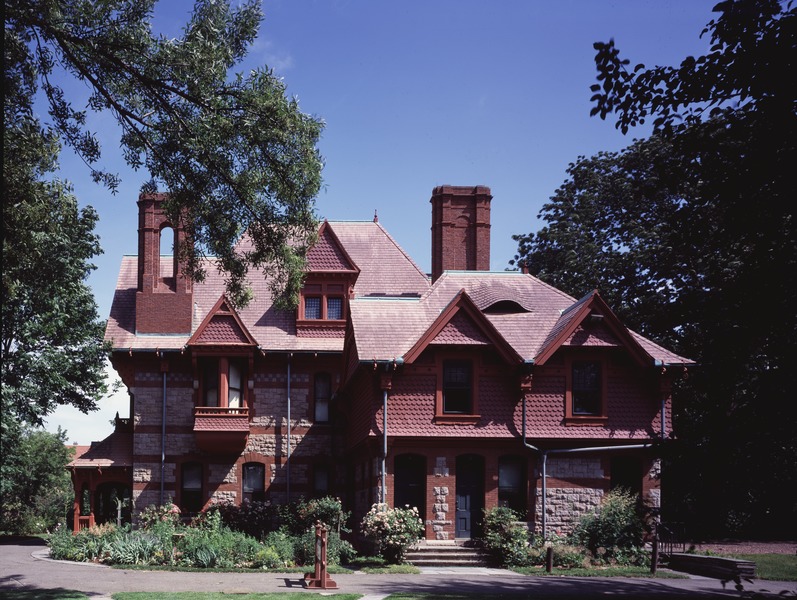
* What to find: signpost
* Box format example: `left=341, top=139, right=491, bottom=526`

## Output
left=304, top=521, right=338, bottom=589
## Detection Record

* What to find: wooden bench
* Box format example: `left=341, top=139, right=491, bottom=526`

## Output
left=667, top=553, right=756, bottom=581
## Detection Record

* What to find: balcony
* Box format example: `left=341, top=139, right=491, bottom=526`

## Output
left=193, top=406, right=250, bottom=453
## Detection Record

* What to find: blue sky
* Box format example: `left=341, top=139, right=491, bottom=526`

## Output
left=44, top=0, right=716, bottom=444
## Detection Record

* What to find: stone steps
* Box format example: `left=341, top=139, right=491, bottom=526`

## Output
left=405, top=543, right=489, bottom=567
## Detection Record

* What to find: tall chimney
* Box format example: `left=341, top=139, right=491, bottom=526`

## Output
left=135, top=193, right=193, bottom=334
left=430, top=185, right=492, bottom=282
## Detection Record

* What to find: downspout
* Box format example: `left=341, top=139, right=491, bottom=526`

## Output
left=381, top=387, right=388, bottom=505
left=160, top=354, right=167, bottom=506
left=286, top=353, right=292, bottom=503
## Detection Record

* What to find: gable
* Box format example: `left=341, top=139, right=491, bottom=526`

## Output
left=189, top=296, right=256, bottom=346
left=534, top=290, right=651, bottom=366
left=430, top=311, right=491, bottom=345
left=306, top=222, right=358, bottom=272
left=403, top=289, right=522, bottom=364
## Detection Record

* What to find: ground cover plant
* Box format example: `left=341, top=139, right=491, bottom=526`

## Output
left=47, top=497, right=356, bottom=569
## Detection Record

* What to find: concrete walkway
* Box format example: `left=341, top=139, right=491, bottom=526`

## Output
left=1, top=538, right=795, bottom=599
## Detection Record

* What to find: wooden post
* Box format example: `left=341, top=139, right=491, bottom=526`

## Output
left=651, top=535, right=659, bottom=575
left=546, top=546, right=554, bottom=573
left=304, top=521, right=338, bottom=589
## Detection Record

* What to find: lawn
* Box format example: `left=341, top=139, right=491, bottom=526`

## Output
left=724, top=553, right=797, bottom=581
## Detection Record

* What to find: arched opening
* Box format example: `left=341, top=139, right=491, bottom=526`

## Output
left=94, top=482, right=132, bottom=526
left=394, top=454, right=426, bottom=521
left=455, top=454, right=484, bottom=539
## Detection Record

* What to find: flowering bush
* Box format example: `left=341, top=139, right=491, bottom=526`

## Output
left=138, top=501, right=181, bottom=529
left=360, top=503, right=423, bottom=564
left=482, top=506, right=529, bottom=567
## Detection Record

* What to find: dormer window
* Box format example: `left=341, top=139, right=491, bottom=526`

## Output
left=298, top=280, right=348, bottom=329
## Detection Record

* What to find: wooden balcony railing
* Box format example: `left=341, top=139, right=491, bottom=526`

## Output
left=193, top=406, right=249, bottom=417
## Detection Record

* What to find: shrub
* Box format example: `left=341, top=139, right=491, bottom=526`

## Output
left=106, top=530, right=165, bottom=565
left=569, top=488, right=646, bottom=565
left=252, top=546, right=283, bottom=569
left=360, top=503, right=423, bottom=564
left=176, top=508, right=260, bottom=568
left=482, top=506, right=529, bottom=567
left=216, top=500, right=281, bottom=540
left=525, top=537, right=590, bottom=569
left=138, top=502, right=181, bottom=529
left=295, top=528, right=356, bottom=566
left=295, top=496, right=351, bottom=534
left=262, top=530, right=296, bottom=566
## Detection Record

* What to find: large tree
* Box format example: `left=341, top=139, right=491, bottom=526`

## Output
left=5, top=0, right=324, bottom=307
left=512, top=0, right=796, bottom=537
left=3, top=24, right=108, bottom=427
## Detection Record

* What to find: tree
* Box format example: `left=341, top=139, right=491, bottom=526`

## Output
left=5, top=0, right=324, bottom=307
left=3, top=24, right=108, bottom=427
left=0, top=426, right=75, bottom=534
left=512, top=0, right=796, bottom=537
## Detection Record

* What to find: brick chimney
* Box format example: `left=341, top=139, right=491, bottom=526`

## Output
left=135, top=193, right=193, bottom=334
left=430, top=185, right=492, bottom=282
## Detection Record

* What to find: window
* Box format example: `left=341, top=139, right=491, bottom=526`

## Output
left=327, top=297, right=343, bottom=320
left=314, top=372, right=331, bottom=422
left=313, top=464, right=330, bottom=497
left=443, top=360, right=472, bottom=414
left=242, top=463, right=265, bottom=502
left=181, top=462, right=203, bottom=513
left=304, top=296, right=322, bottom=319
left=571, top=360, right=602, bottom=416
left=199, top=357, right=247, bottom=411
left=299, top=282, right=347, bottom=322
left=498, top=456, right=527, bottom=515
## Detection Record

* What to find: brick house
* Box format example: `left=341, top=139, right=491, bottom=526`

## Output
left=69, top=185, right=691, bottom=541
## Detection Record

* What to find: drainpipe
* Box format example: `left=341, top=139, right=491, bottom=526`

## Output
left=286, top=353, right=292, bottom=503
left=381, top=387, right=388, bottom=505
left=661, top=397, right=667, bottom=439
left=160, top=354, right=167, bottom=506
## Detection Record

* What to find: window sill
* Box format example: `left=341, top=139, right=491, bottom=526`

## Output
left=434, top=414, right=481, bottom=425
left=564, top=415, right=608, bottom=426
left=296, top=319, right=346, bottom=329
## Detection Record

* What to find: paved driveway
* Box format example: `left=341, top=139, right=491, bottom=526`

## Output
left=2, top=537, right=795, bottom=598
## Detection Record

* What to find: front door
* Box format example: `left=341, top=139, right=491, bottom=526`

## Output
left=455, top=454, right=484, bottom=539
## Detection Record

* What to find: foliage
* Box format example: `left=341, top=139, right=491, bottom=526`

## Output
left=569, top=488, right=647, bottom=565
left=215, top=499, right=281, bottom=540
left=481, top=506, right=529, bottom=567
left=513, top=0, right=797, bottom=538
left=294, top=528, right=356, bottom=567
left=5, top=0, right=324, bottom=308
left=48, top=522, right=122, bottom=562
left=261, top=530, right=296, bottom=567
left=360, top=503, right=424, bottom=564
left=138, top=502, right=181, bottom=530
left=2, top=36, right=108, bottom=427
left=295, top=496, right=351, bottom=534
left=176, top=508, right=260, bottom=568
left=0, top=427, right=74, bottom=534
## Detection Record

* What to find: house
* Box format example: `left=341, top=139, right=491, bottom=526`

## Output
left=69, top=185, right=691, bottom=541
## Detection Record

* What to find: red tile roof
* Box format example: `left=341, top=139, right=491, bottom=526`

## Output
left=68, top=430, right=133, bottom=469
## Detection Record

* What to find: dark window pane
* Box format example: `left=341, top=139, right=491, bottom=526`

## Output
left=314, top=373, right=331, bottom=422
left=443, top=361, right=472, bottom=414
left=327, top=297, right=343, bottom=320
left=572, top=361, right=601, bottom=415
left=305, top=297, right=321, bottom=319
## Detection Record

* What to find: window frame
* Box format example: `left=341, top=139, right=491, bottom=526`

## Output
left=434, top=354, right=480, bottom=424
left=180, top=461, right=204, bottom=514
left=242, top=462, right=266, bottom=503
left=564, top=354, right=608, bottom=424
left=313, top=372, right=332, bottom=423
left=196, top=355, right=250, bottom=412
left=498, top=455, right=527, bottom=516
left=297, top=280, right=348, bottom=326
